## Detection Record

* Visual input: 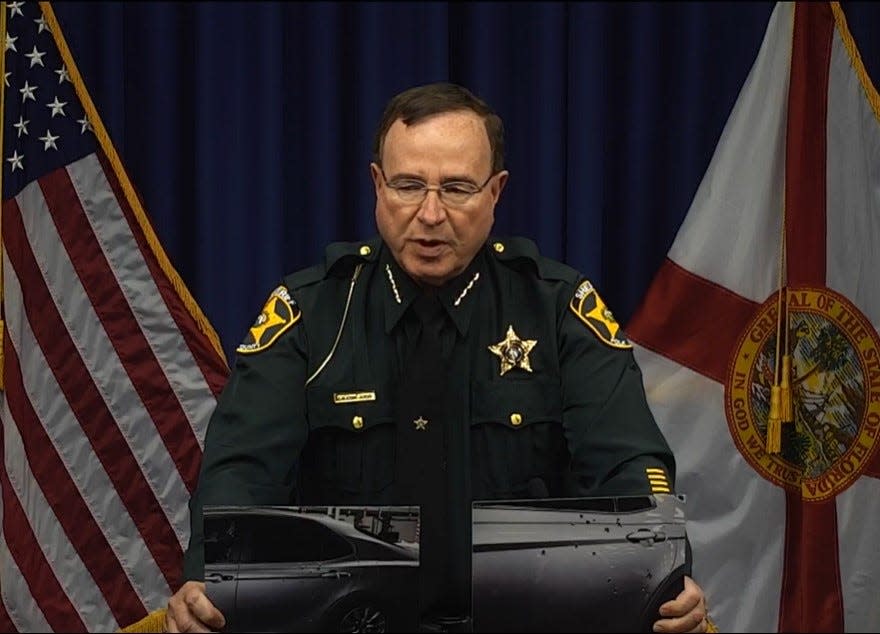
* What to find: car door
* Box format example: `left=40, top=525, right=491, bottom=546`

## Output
left=203, top=511, right=243, bottom=629
left=231, top=513, right=357, bottom=633
left=472, top=495, right=688, bottom=633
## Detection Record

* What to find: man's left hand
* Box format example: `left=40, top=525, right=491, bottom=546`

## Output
left=653, top=575, right=709, bottom=633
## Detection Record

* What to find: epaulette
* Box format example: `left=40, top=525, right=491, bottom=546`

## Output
left=283, top=263, right=326, bottom=292
left=487, top=236, right=580, bottom=284
left=284, top=236, right=381, bottom=291
left=323, top=237, right=381, bottom=275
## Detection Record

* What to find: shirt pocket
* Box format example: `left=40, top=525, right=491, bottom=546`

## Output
left=304, top=385, right=396, bottom=498
left=470, top=378, right=568, bottom=499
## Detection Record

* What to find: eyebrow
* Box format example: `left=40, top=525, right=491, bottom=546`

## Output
left=387, top=172, right=479, bottom=185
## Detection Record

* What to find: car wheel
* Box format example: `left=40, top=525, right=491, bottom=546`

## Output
left=335, top=602, right=388, bottom=633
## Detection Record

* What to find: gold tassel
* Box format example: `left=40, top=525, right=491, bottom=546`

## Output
left=780, top=354, right=793, bottom=422
left=766, top=385, right=782, bottom=453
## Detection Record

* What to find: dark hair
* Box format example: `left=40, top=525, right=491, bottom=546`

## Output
left=372, top=82, right=505, bottom=173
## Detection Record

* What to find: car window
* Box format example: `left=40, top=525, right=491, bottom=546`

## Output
left=353, top=538, right=417, bottom=561
left=238, top=515, right=353, bottom=564
left=204, top=517, right=238, bottom=565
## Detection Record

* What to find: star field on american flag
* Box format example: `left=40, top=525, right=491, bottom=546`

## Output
left=4, top=0, right=94, bottom=200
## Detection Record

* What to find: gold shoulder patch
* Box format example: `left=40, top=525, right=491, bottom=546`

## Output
left=569, top=280, right=632, bottom=349
left=236, top=285, right=302, bottom=355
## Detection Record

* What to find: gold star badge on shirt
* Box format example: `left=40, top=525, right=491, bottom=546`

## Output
left=413, top=416, right=428, bottom=431
left=488, top=325, right=537, bottom=376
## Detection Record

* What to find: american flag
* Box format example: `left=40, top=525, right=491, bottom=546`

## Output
left=1, top=2, right=228, bottom=631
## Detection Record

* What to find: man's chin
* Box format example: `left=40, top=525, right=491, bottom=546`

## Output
left=403, top=259, right=457, bottom=287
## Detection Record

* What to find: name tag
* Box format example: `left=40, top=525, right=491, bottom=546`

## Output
left=333, top=391, right=377, bottom=404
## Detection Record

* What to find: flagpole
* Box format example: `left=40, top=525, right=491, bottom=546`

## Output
left=766, top=3, right=800, bottom=455
left=766, top=181, right=788, bottom=454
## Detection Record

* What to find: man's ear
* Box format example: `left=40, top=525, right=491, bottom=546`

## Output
left=370, top=162, right=383, bottom=196
left=491, top=170, right=510, bottom=204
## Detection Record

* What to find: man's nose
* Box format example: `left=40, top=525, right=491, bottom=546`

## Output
left=416, top=189, right=447, bottom=225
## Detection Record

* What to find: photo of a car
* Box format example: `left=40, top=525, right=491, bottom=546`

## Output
left=203, top=505, right=420, bottom=633
left=472, top=493, right=690, bottom=633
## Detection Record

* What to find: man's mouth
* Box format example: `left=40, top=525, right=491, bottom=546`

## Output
left=411, top=239, right=449, bottom=256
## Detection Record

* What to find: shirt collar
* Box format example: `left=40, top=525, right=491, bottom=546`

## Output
left=380, top=244, right=485, bottom=337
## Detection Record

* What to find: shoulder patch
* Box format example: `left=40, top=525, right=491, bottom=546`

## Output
left=569, top=280, right=632, bottom=349
left=236, top=285, right=302, bottom=355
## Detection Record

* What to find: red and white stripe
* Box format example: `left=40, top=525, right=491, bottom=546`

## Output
left=1, top=151, right=228, bottom=632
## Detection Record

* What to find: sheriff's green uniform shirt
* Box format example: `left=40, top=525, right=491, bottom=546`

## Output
left=183, top=236, right=676, bottom=618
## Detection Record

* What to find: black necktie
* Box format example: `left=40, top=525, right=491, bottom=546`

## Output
left=397, top=293, right=449, bottom=482
left=396, top=293, right=451, bottom=617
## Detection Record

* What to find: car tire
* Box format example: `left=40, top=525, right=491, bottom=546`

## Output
left=327, top=594, right=390, bottom=633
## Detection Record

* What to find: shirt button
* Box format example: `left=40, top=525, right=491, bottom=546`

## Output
left=359, top=245, right=372, bottom=256
left=493, top=242, right=505, bottom=253
left=352, top=415, right=364, bottom=429
left=510, top=413, right=523, bottom=426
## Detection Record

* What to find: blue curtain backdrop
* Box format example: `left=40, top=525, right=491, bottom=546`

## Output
left=53, top=1, right=880, bottom=362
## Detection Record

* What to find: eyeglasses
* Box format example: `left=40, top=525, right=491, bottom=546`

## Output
left=379, top=167, right=495, bottom=207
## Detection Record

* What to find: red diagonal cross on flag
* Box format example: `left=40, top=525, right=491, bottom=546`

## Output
left=627, top=3, right=880, bottom=632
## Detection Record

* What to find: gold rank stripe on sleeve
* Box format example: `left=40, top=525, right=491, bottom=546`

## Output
left=569, top=280, right=632, bottom=349
left=237, top=285, right=302, bottom=354
left=645, top=467, right=671, bottom=493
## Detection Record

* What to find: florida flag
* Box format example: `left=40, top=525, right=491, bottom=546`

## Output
left=628, top=2, right=880, bottom=632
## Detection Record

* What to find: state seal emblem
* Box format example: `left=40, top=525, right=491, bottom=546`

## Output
left=725, top=287, right=880, bottom=501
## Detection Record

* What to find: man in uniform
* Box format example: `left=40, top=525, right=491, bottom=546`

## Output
left=165, top=82, right=711, bottom=633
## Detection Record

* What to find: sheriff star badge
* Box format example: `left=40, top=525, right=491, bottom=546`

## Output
left=488, top=325, right=537, bottom=376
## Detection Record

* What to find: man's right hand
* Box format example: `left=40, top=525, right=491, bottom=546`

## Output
left=166, top=581, right=226, bottom=633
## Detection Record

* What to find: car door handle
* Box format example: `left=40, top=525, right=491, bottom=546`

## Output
left=204, top=572, right=235, bottom=582
left=320, top=570, right=351, bottom=578
left=626, top=528, right=667, bottom=544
